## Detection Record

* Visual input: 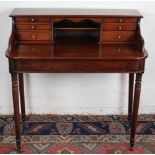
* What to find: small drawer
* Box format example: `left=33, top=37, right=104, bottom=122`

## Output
left=16, top=24, right=51, bottom=30
left=102, top=17, right=137, bottom=23
left=102, top=23, right=137, bottom=31
left=102, top=31, right=135, bottom=42
left=15, top=17, right=51, bottom=23
left=18, top=45, right=51, bottom=52
left=16, top=60, right=141, bottom=73
left=16, top=31, right=52, bottom=41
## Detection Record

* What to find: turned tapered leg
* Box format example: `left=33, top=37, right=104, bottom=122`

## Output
left=18, top=73, right=26, bottom=122
left=128, top=73, right=134, bottom=121
left=11, top=73, right=22, bottom=152
left=130, top=73, right=143, bottom=150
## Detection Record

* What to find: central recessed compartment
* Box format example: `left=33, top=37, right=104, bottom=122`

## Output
left=53, top=18, right=100, bottom=43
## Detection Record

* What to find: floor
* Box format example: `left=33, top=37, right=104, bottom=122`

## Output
left=0, top=115, right=155, bottom=153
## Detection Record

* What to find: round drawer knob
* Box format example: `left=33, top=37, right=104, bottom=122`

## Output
left=32, top=35, right=36, bottom=39
left=31, top=26, right=35, bottom=29
left=117, top=35, right=121, bottom=39
left=31, top=18, right=35, bottom=22
left=32, top=48, right=38, bottom=52
left=118, top=26, right=122, bottom=30
left=119, top=19, right=123, bottom=22
left=32, top=48, right=36, bottom=52
left=118, top=48, right=121, bottom=52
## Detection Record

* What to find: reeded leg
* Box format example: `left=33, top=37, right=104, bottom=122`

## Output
left=18, top=73, right=26, bottom=122
left=130, top=73, right=143, bottom=150
left=11, top=73, right=23, bottom=152
left=128, top=73, right=134, bottom=121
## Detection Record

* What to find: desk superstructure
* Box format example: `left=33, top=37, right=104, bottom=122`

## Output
left=6, top=8, right=148, bottom=152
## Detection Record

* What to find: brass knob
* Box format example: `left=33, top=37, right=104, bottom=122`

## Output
left=31, top=18, right=35, bottom=22
left=117, top=35, right=121, bottom=39
left=32, top=48, right=36, bottom=52
left=32, top=48, right=38, bottom=52
left=118, top=26, right=122, bottom=30
left=31, top=26, right=35, bottom=29
left=119, top=19, right=123, bottom=22
left=118, top=48, right=121, bottom=52
left=32, top=35, right=36, bottom=39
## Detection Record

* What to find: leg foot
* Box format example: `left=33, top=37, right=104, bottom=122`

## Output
left=130, top=73, right=143, bottom=150
left=130, top=147, right=134, bottom=151
left=17, top=149, right=23, bottom=154
left=130, top=138, right=134, bottom=151
left=17, top=140, right=23, bottom=153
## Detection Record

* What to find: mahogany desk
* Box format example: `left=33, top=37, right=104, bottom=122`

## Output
left=6, top=8, right=148, bottom=152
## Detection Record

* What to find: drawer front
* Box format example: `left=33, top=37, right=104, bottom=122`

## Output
left=16, top=24, right=51, bottom=30
left=15, top=17, right=51, bottom=23
left=102, top=31, right=135, bottom=42
left=17, top=45, right=51, bottom=53
left=16, top=31, right=51, bottom=41
left=102, top=23, right=137, bottom=31
left=102, top=17, right=137, bottom=23
left=15, top=60, right=143, bottom=73
left=16, top=45, right=52, bottom=58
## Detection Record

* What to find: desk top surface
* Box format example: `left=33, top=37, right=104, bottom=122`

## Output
left=10, top=8, right=142, bottom=17
left=8, top=42, right=147, bottom=61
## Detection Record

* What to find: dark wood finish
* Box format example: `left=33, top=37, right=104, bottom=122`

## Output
left=128, top=73, right=134, bottom=121
left=16, top=30, right=52, bottom=41
left=101, top=17, right=137, bottom=43
left=10, top=9, right=143, bottom=17
left=102, top=31, right=136, bottom=42
left=16, top=24, right=51, bottom=30
left=14, top=59, right=144, bottom=73
left=18, top=73, right=26, bottom=122
left=102, top=23, right=137, bottom=31
left=8, top=44, right=147, bottom=60
left=6, top=9, right=148, bottom=152
left=11, top=73, right=22, bottom=152
left=15, top=17, right=51, bottom=22
left=15, top=15, right=52, bottom=44
left=130, top=73, right=143, bottom=150
left=53, top=17, right=101, bottom=23
left=102, top=17, right=137, bottom=23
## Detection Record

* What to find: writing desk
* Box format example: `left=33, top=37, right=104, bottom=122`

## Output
left=6, top=8, right=148, bottom=152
